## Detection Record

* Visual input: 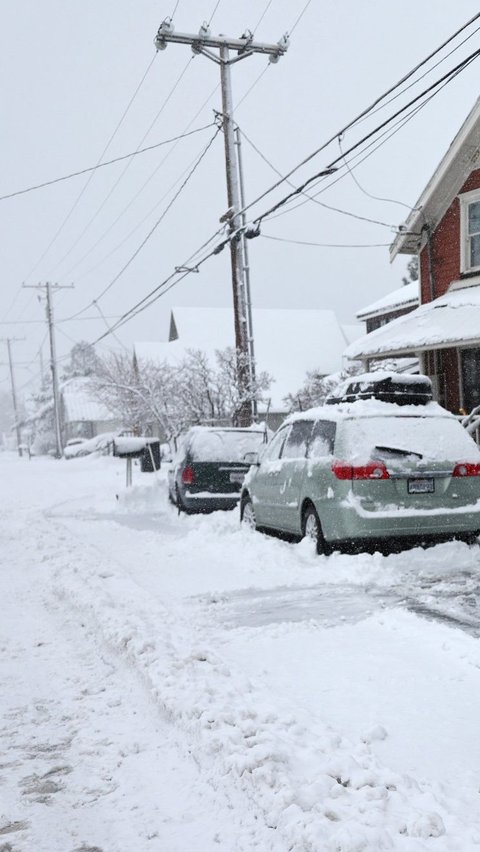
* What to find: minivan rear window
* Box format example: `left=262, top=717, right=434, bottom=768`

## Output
left=339, top=416, right=480, bottom=463
left=190, top=430, right=266, bottom=462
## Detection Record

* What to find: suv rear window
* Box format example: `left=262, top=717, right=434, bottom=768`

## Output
left=338, top=416, right=480, bottom=463
left=189, top=430, right=266, bottom=462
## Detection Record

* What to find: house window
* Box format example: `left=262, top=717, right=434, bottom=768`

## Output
left=460, top=190, right=480, bottom=272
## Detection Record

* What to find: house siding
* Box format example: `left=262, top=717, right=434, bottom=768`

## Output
left=420, top=168, right=480, bottom=303
left=365, top=305, right=415, bottom=333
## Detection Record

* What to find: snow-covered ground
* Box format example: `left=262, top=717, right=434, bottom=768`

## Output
left=2, top=452, right=480, bottom=851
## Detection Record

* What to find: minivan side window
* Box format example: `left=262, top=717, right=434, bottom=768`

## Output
left=261, top=425, right=290, bottom=462
left=282, top=420, right=314, bottom=459
left=308, top=420, right=336, bottom=458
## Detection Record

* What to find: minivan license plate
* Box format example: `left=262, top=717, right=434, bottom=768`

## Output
left=230, top=472, right=245, bottom=484
left=408, top=477, right=434, bottom=494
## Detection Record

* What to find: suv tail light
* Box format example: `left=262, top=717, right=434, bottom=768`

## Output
left=331, top=459, right=390, bottom=480
left=452, top=462, right=480, bottom=477
left=181, top=465, right=195, bottom=485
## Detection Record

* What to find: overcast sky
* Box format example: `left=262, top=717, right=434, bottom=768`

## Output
left=1, top=0, right=480, bottom=399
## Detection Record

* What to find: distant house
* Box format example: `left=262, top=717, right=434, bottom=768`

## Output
left=135, top=306, right=361, bottom=430
left=345, top=97, right=480, bottom=415
left=356, top=281, right=419, bottom=333
left=61, top=377, right=121, bottom=441
left=23, top=376, right=121, bottom=451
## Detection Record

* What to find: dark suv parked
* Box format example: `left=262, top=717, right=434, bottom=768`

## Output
left=168, top=426, right=267, bottom=513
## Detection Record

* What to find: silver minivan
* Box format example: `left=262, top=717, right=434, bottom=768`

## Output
left=240, top=373, right=480, bottom=553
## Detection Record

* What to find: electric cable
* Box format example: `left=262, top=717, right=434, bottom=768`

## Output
left=49, top=57, right=195, bottom=276
left=354, top=22, right=480, bottom=129
left=62, top=126, right=221, bottom=323
left=230, top=13, right=480, bottom=223
left=239, top=125, right=398, bottom=227
left=23, top=53, right=158, bottom=281
left=70, top=130, right=224, bottom=284
left=67, top=13, right=480, bottom=346
left=261, top=234, right=391, bottom=248
left=253, top=0, right=274, bottom=34
left=250, top=47, right=480, bottom=227
left=62, top=83, right=221, bottom=280
left=337, top=136, right=413, bottom=209
left=288, top=0, right=314, bottom=35
left=208, top=0, right=222, bottom=26
left=269, top=59, right=475, bottom=223
left=0, top=123, right=215, bottom=204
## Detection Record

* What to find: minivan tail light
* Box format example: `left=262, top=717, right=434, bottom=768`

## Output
left=452, top=462, right=480, bottom=477
left=331, top=459, right=390, bottom=480
left=181, top=465, right=195, bottom=485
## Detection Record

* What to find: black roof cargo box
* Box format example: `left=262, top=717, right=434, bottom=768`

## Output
left=326, top=372, right=433, bottom=406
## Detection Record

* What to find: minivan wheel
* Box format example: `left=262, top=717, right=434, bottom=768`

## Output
left=241, top=496, right=256, bottom=530
left=302, top=505, right=327, bottom=555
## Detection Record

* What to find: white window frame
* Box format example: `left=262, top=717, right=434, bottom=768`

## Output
left=459, top=188, right=480, bottom=273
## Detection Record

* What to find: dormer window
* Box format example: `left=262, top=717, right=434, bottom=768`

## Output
left=460, top=189, right=480, bottom=273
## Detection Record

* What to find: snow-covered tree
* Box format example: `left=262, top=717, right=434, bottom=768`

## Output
left=92, top=347, right=272, bottom=439
left=61, top=341, right=99, bottom=380
left=285, top=365, right=362, bottom=413
left=214, top=347, right=272, bottom=425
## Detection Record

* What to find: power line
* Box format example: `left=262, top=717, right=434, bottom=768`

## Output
left=253, top=0, right=274, bottom=33
left=288, top=0, right=314, bottom=35
left=23, top=54, right=158, bottom=281
left=251, top=46, right=480, bottom=227
left=269, top=57, right=477, bottom=223
left=62, top=126, right=222, bottom=322
left=62, top=84, right=221, bottom=280
left=69, top=129, right=224, bottom=284
left=229, top=12, right=480, bottom=223
left=208, top=0, right=222, bottom=26
left=353, top=22, right=480, bottom=130
left=239, top=125, right=398, bottom=227
left=76, top=13, right=480, bottom=347
left=50, top=57, right=195, bottom=276
left=0, top=123, right=215, bottom=204
left=261, top=234, right=391, bottom=248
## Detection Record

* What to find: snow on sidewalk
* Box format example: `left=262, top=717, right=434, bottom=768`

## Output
left=2, top=453, right=480, bottom=850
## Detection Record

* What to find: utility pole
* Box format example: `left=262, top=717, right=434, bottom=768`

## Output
left=23, top=282, right=74, bottom=458
left=1, top=337, right=24, bottom=456
left=154, top=22, right=288, bottom=425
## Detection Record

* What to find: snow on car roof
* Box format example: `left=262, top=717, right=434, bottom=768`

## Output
left=284, top=398, right=453, bottom=425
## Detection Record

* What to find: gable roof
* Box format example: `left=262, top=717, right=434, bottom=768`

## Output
left=356, top=281, right=419, bottom=321
left=345, top=283, right=480, bottom=360
left=62, top=377, right=114, bottom=423
left=390, top=96, right=480, bottom=259
left=135, top=307, right=362, bottom=410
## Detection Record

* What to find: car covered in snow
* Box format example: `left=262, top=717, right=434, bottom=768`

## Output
left=63, top=433, right=115, bottom=459
left=240, top=372, right=480, bottom=553
left=168, top=425, right=268, bottom=513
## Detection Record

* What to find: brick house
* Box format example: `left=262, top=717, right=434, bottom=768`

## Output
left=345, top=97, right=480, bottom=415
left=356, top=281, right=419, bottom=333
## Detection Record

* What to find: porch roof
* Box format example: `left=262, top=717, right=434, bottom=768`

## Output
left=345, top=283, right=480, bottom=360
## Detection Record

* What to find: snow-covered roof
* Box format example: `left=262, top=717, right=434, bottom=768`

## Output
left=390, top=96, right=480, bottom=259
left=345, top=283, right=480, bottom=360
left=62, top=377, right=114, bottom=423
left=135, top=307, right=363, bottom=410
left=356, top=281, right=419, bottom=321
